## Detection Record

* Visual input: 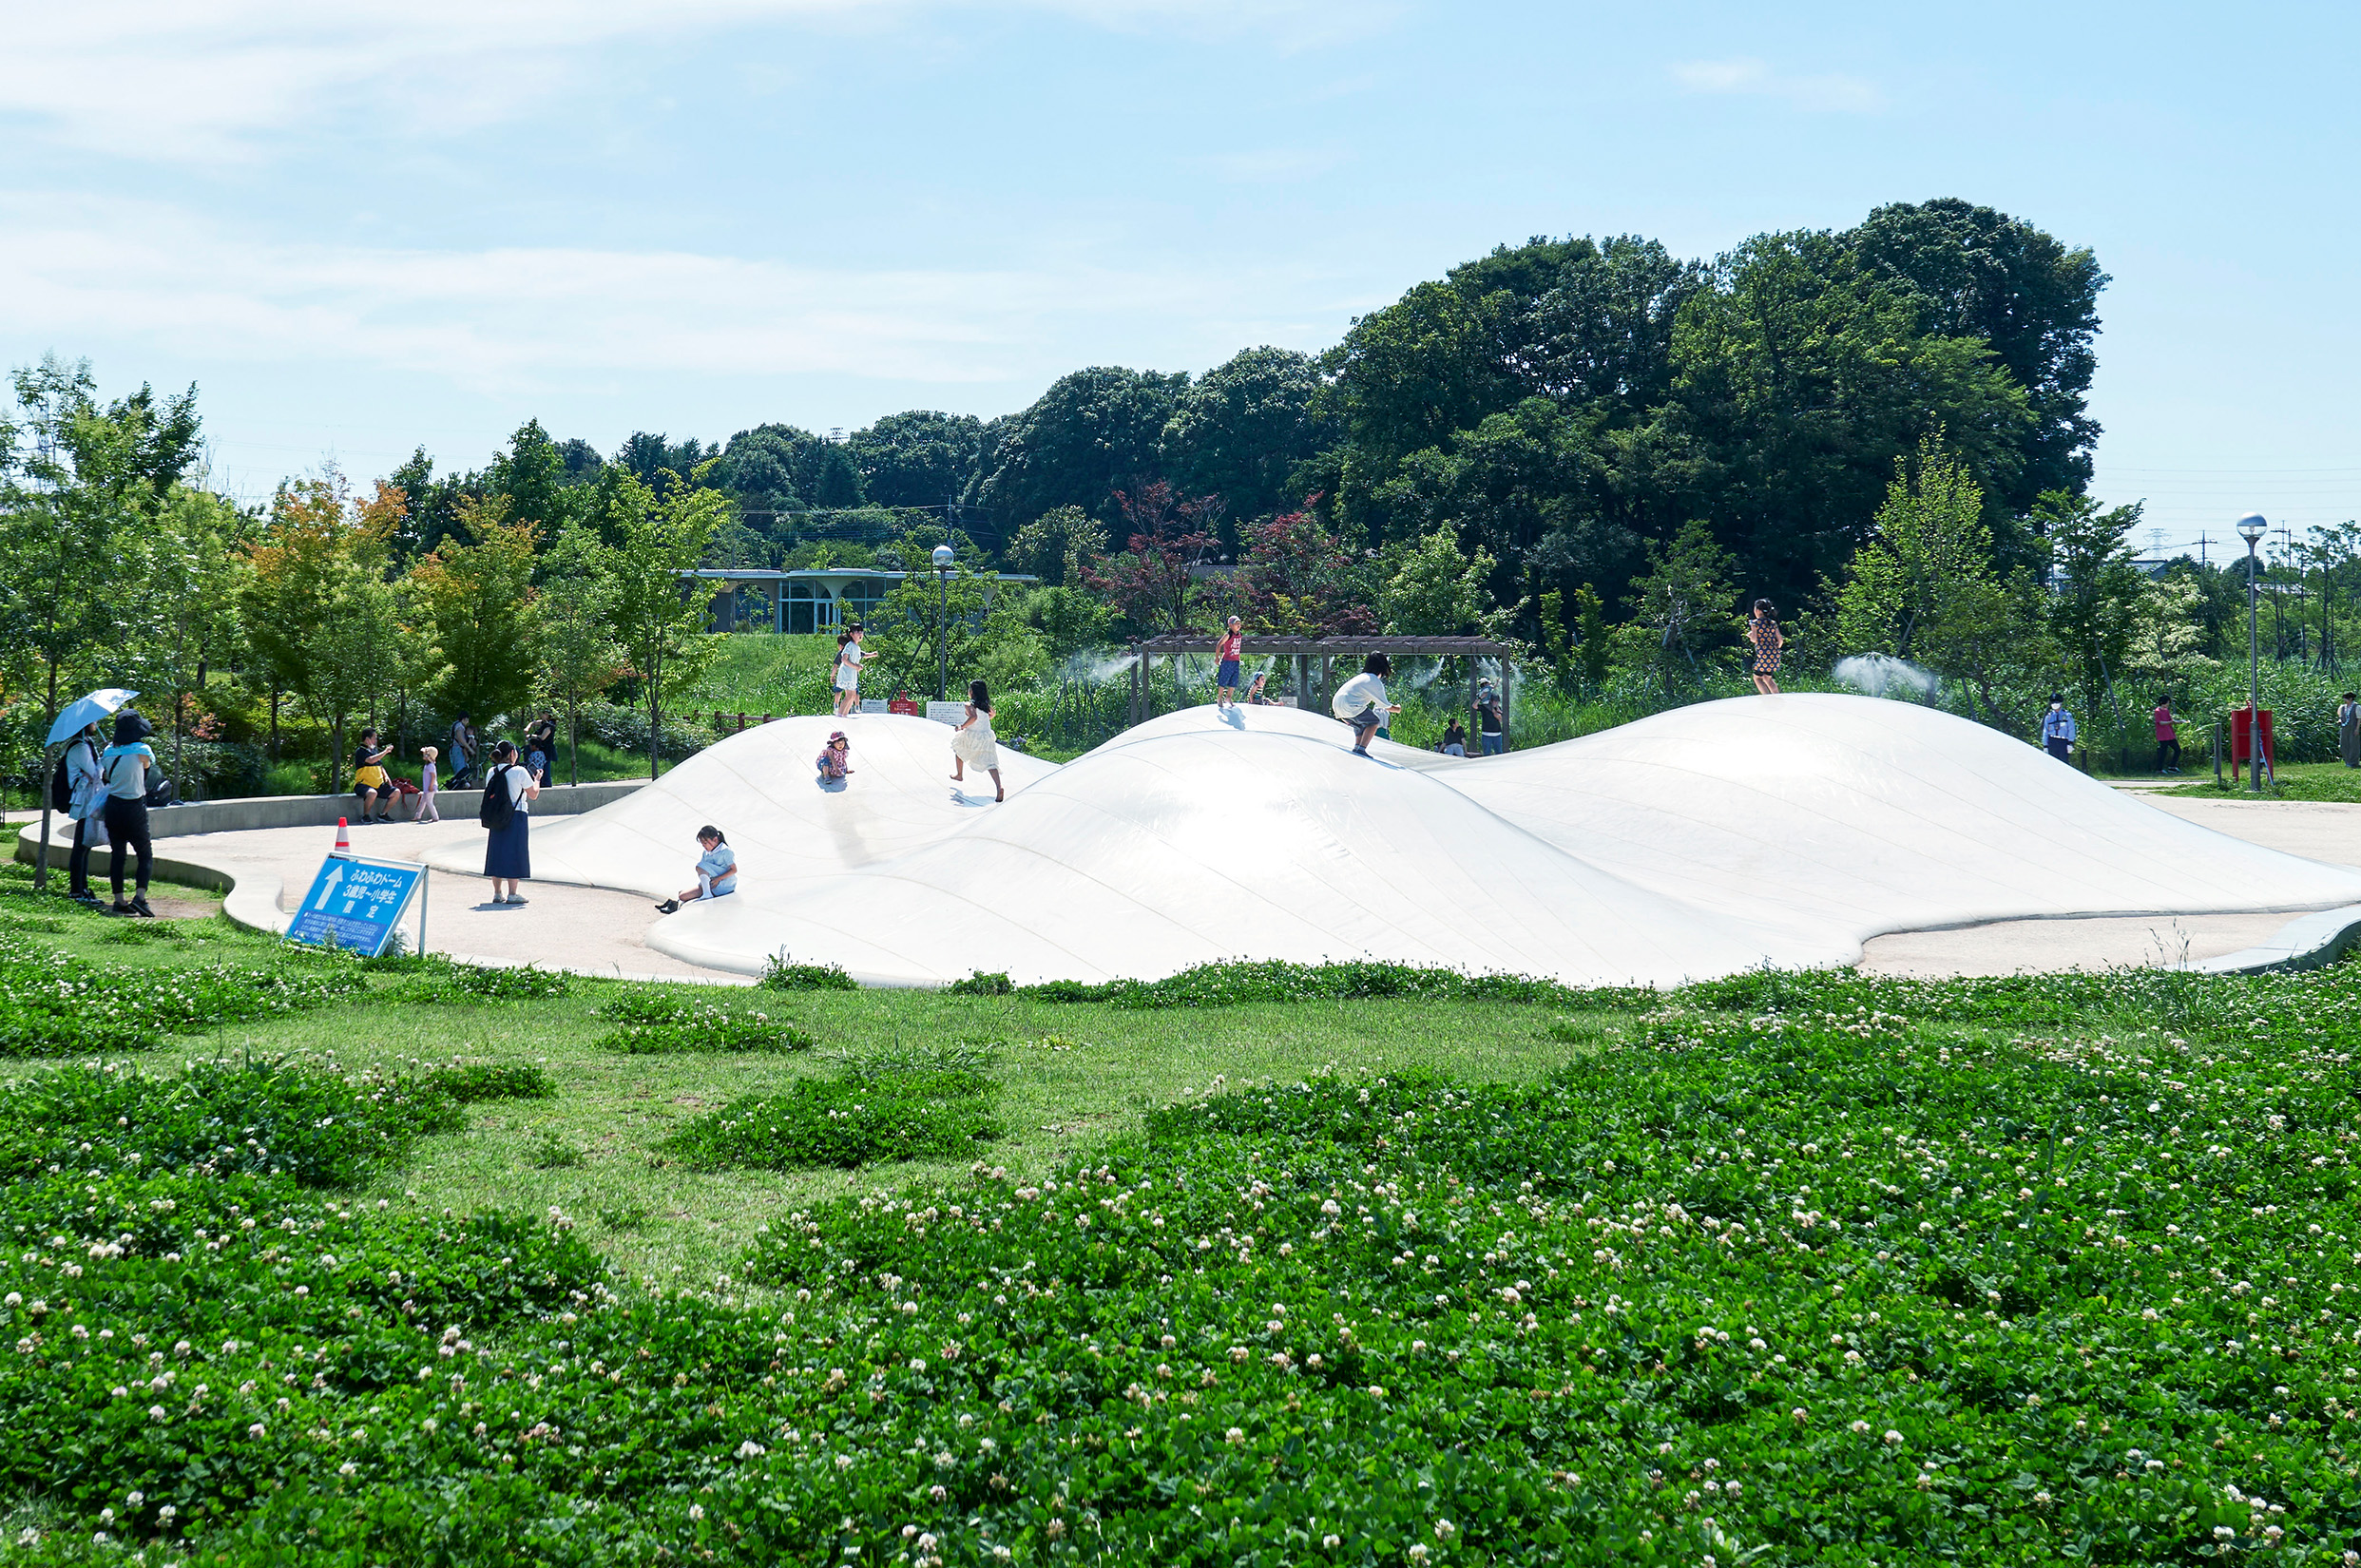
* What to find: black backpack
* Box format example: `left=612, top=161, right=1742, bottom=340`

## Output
left=48, top=752, right=72, bottom=813
left=477, top=767, right=514, bottom=832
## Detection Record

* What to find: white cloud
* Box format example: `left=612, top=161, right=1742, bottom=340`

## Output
left=1670, top=56, right=1883, bottom=114
left=0, top=193, right=1340, bottom=393
left=0, top=1, right=1386, bottom=160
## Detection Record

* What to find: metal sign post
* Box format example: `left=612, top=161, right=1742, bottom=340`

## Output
left=287, top=853, right=427, bottom=958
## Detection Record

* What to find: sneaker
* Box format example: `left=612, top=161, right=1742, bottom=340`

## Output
left=130, top=895, right=155, bottom=918
left=507, top=895, right=528, bottom=907
left=107, top=902, right=136, bottom=917
left=70, top=890, right=99, bottom=906
left=654, top=899, right=680, bottom=914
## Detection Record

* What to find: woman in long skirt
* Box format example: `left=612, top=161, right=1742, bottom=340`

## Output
left=482, top=740, right=539, bottom=905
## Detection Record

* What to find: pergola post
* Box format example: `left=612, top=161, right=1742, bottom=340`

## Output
left=1500, top=660, right=1512, bottom=751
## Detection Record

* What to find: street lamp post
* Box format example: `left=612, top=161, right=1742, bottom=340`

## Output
left=2237, top=513, right=2268, bottom=794
left=931, top=544, right=955, bottom=701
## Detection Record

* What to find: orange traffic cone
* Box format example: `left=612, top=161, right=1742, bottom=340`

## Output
left=334, top=817, right=350, bottom=854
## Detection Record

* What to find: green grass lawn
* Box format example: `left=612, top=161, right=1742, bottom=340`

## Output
left=2, top=869, right=2358, bottom=1562
left=2154, top=759, right=2361, bottom=802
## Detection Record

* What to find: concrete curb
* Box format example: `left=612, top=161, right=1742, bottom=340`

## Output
left=2192, top=905, right=2361, bottom=974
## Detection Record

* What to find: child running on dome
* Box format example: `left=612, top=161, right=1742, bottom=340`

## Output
left=950, top=679, right=1005, bottom=802
left=654, top=826, right=736, bottom=914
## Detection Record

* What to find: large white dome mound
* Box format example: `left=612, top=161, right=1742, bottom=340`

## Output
left=649, top=718, right=1830, bottom=986
left=424, top=714, right=1056, bottom=897
left=499, top=695, right=2361, bottom=985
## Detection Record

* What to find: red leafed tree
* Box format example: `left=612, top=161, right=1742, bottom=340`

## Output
left=1228, top=503, right=1379, bottom=636
left=1084, top=480, right=1224, bottom=635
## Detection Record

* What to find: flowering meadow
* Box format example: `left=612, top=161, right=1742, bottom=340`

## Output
left=0, top=907, right=2356, bottom=1562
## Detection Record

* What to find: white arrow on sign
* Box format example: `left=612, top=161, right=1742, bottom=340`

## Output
left=311, top=865, right=345, bottom=911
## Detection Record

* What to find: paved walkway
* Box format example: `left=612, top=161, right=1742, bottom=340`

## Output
left=1857, top=794, right=2361, bottom=977
left=163, top=817, right=742, bottom=982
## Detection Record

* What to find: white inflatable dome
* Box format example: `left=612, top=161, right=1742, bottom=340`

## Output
left=489, top=695, right=2361, bottom=986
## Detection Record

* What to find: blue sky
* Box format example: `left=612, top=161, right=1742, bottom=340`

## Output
left=3, top=0, right=2355, bottom=554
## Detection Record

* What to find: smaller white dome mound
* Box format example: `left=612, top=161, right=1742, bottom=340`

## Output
left=1453, top=693, right=2361, bottom=940
left=424, top=713, right=1055, bottom=898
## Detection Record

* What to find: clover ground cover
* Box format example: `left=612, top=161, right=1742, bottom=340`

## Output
left=0, top=893, right=2355, bottom=1561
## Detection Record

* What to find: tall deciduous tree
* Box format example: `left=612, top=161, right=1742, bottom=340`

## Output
left=1613, top=520, right=1738, bottom=693
left=536, top=520, right=621, bottom=786
left=600, top=470, right=725, bottom=779
left=238, top=470, right=403, bottom=789
left=406, top=496, right=543, bottom=727
left=1380, top=525, right=1513, bottom=638
left=2037, top=488, right=2147, bottom=729
left=1083, top=482, right=1221, bottom=637
left=1829, top=442, right=2052, bottom=728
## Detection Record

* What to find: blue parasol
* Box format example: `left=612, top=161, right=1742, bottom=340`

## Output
left=46, top=688, right=140, bottom=746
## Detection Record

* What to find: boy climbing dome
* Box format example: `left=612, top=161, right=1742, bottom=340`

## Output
left=1332, top=654, right=1399, bottom=756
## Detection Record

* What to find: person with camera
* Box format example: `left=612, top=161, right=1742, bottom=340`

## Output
left=98, top=710, right=160, bottom=917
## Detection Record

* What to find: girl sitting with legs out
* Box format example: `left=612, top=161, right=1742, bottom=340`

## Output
left=816, top=731, right=854, bottom=786
left=654, top=826, right=736, bottom=914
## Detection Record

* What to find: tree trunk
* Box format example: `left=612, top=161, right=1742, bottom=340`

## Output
left=331, top=715, right=345, bottom=794
left=566, top=701, right=579, bottom=788
left=269, top=689, right=281, bottom=760
left=646, top=652, right=662, bottom=781
left=33, top=658, right=58, bottom=889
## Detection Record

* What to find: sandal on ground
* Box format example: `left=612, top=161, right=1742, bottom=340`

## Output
left=654, top=899, right=680, bottom=914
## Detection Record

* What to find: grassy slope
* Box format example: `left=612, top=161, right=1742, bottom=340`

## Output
left=35, top=897, right=1594, bottom=1285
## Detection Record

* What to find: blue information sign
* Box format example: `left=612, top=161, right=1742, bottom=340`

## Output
left=287, top=854, right=424, bottom=958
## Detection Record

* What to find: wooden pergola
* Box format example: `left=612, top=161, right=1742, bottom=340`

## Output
left=1125, top=635, right=1517, bottom=730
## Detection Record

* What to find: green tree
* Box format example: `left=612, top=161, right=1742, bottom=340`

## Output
left=971, top=367, right=1189, bottom=528
left=600, top=470, right=725, bottom=779
left=1848, top=198, right=2107, bottom=515
left=136, top=486, right=251, bottom=788
left=487, top=418, right=575, bottom=534
left=406, top=496, right=543, bottom=729
left=298, top=563, right=400, bottom=792
left=1006, top=505, right=1109, bottom=587
left=0, top=356, right=201, bottom=729
left=1570, top=584, right=1611, bottom=691
left=1613, top=520, right=1738, bottom=693
left=1379, top=525, right=1513, bottom=637
left=237, top=471, right=404, bottom=784
left=1828, top=443, right=2052, bottom=728
left=2125, top=574, right=2215, bottom=699
left=845, top=411, right=986, bottom=509
left=858, top=541, right=1033, bottom=700
left=2037, top=488, right=2146, bottom=726
left=1161, top=347, right=1324, bottom=528
left=535, top=521, right=621, bottom=786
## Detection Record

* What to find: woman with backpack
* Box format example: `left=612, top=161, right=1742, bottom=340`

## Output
left=98, top=710, right=159, bottom=918
left=479, top=739, right=540, bottom=906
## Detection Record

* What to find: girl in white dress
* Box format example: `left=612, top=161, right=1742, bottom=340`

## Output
left=950, top=679, right=1005, bottom=802
left=833, top=624, right=866, bottom=717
